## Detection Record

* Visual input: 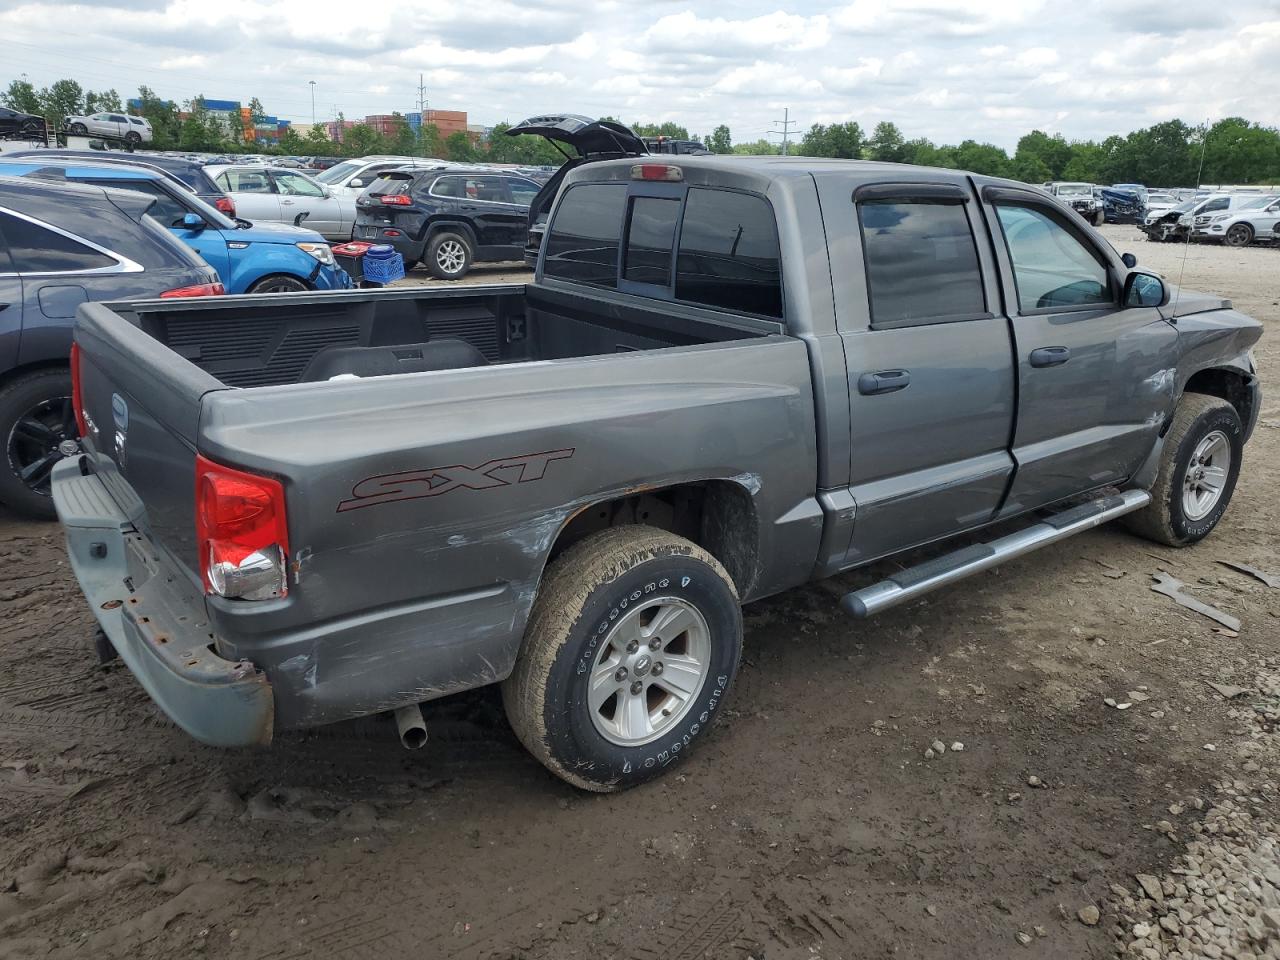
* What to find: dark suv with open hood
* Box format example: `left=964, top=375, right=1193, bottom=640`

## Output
left=504, top=114, right=648, bottom=268
left=353, top=168, right=545, bottom=279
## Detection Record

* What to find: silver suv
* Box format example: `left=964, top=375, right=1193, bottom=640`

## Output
left=65, top=112, right=153, bottom=144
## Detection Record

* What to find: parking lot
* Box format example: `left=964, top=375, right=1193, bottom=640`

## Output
left=0, top=226, right=1273, bottom=959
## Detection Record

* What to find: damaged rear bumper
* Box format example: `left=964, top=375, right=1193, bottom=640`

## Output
left=52, top=458, right=273, bottom=747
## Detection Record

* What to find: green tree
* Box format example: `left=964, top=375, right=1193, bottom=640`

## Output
left=731, top=139, right=778, bottom=155
left=302, top=123, right=334, bottom=155
left=706, top=124, right=732, bottom=154
left=340, top=123, right=388, bottom=158
left=84, top=89, right=123, bottom=114
left=1202, top=117, right=1280, bottom=185
left=1013, top=130, right=1073, bottom=180
left=796, top=121, right=864, bottom=159
left=1009, top=154, right=1052, bottom=183
left=132, top=85, right=181, bottom=150
left=1060, top=142, right=1104, bottom=183
left=444, top=130, right=476, bottom=162
left=486, top=122, right=566, bottom=165
left=248, top=97, right=266, bottom=125
left=418, top=122, right=443, bottom=159
left=632, top=121, right=691, bottom=140
left=42, top=79, right=86, bottom=130
left=866, top=121, right=907, bottom=162
left=277, top=126, right=307, bottom=155
left=953, top=140, right=1010, bottom=177
left=2, top=79, right=41, bottom=114
left=389, top=114, right=417, bottom=156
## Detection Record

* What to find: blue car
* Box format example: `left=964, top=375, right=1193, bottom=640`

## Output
left=0, top=161, right=351, bottom=294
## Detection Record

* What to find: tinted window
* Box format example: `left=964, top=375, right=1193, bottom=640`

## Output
left=370, top=174, right=413, bottom=197
left=0, top=212, right=115, bottom=273
left=1201, top=198, right=1229, bottom=213
left=544, top=183, right=627, bottom=287
left=858, top=200, right=985, bottom=327
left=508, top=178, right=540, bottom=206
left=430, top=176, right=464, bottom=198
left=995, top=204, right=1112, bottom=311
left=624, top=196, right=679, bottom=285
left=675, top=188, right=781, bottom=317
left=79, top=179, right=189, bottom=227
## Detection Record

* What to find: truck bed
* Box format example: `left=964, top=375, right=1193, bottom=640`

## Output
left=110, top=283, right=768, bottom=388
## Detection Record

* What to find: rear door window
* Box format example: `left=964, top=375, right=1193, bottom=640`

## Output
left=543, top=183, right=627, bottom=287
left=675, top=188, right=782, bottom=318
left=0, top=211, right=116, bottom=273
left=508, top=178, right=541, bottom=206
left=858, top=198, right=986, bottom=327
left=217, top=169, right=274, bottom=193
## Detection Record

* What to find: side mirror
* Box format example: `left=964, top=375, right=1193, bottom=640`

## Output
left=1121, top=252, right=1138, bottom=269
left=348, top=178, right=363, bottom=189
left=182, top=213, right=206, bottom=231
left=1124, top=270, right=1168, bottom=308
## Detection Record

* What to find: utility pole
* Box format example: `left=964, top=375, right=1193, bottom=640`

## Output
left=416, top=73, right=428, bottom=157
left=769, top=107, right=797, bottom=156
left=309, top=80, right=316, bottom=127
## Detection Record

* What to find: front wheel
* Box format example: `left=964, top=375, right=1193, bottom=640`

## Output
left=425, top=232, right=472, bottom=280
left=1094, top=209, right=1106, bottom=226
left=503, top=526, right=742, bottom=792
left=1224, top=223, right=1254, bottom=247
left=1122, top=394, right=1243, bottom=547
left=247, top=274, right=310, bottom=294
left=124, top=131, right=141, bottom=145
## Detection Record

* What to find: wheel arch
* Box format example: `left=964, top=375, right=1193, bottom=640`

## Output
left=245, top=272, right=314, bottom=294
left=1180, top=366, right=1257, bottom=436
left=546, top=479, right=760, bottom=599
left=422, top=219, right=477, bottom=249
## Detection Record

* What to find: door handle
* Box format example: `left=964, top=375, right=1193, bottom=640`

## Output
left=1029, top=346, right=1071, bottom=368
left=857, top=369, right=911, bottom=396
left=281, top=199, right=296, bottom=205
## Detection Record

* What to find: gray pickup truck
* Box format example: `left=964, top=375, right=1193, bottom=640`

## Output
left=54, top=156, right=1262, bottom=791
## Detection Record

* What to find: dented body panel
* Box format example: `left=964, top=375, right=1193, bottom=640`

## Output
left=54, top=156, right=1263, bottom=745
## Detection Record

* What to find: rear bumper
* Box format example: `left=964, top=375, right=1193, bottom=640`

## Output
left=52, top=458, right=274, bottom=747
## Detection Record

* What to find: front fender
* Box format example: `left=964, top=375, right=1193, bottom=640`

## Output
left=225, top=243, right=317, bottom=295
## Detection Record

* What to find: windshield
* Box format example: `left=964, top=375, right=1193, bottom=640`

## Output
left=315, top=160, right=364, bottom=185
left=1170, top=200, right=1196, bottom=214
left=1058, top=184, right=1091, bottom=196
left=1241, top=195, right=1276, bottom=209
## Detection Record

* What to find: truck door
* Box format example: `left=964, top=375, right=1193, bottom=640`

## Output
left=980, top=186, right=1178, bottom=514
left=824, top=180, right=1017, bottom=566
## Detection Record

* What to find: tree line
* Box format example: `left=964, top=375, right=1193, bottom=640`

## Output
left=6, top=77, right=1279, bottom=183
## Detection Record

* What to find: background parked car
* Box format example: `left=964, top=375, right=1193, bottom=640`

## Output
left=0, top=107, right=45, bottom=141
left=1195, top=195, right=1280, bottom=246
left=0, top=174, right=221, bottom=517
left=64, top=112, right=152, bottom=144
left=206, top=164, right=354, bottom=241
left=314, top=156, right=453, bottom=202
left=1044, top=181, right=1104, bottom=225
left=0, top=161, right=351, bottom=294
left=5, top=149, right=236, bottom=216
left=354, top=167, right=544, bottom=279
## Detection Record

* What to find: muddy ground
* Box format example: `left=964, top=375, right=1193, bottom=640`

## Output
left=0, top=227, right=1277, bottom=960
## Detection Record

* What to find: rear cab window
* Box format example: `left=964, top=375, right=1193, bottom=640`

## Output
left=0, top=210, right=118, bottom=273
left=543, top=178, right=783, bottom=319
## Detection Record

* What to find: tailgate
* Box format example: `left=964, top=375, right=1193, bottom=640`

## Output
left=74, top=301, right=224, bottom=583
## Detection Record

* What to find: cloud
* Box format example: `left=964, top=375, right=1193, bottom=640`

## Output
left=0, top=0, right=1275, bottom=151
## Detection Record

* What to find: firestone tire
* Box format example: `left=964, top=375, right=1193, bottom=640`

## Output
left=503, top=526, right=742, bottom=792
left=1122, top=394, right=1243, bottom=547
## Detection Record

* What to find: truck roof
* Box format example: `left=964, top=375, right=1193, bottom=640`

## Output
left=566, top=154, right=1033, bottom=195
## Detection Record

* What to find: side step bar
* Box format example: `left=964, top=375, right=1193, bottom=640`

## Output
left=840, top=490, right=1151, bottom=618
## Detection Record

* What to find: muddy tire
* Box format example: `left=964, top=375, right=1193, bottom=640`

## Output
left=503, top=526, right=742, bottom=792
left=1122, top=394, right=1243, bottom=547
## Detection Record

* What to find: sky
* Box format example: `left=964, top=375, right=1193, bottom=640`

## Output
left=2, top=0, right=1279, bottom=149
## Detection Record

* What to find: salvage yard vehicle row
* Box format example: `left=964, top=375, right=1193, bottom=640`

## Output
left=54, top=156, right=1261, bottom=791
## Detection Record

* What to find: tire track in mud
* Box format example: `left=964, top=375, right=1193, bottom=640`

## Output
left=629, top=890, right=745, bottom=960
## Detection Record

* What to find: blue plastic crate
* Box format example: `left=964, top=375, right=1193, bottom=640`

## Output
left=362, top=249, right=405, bottom=284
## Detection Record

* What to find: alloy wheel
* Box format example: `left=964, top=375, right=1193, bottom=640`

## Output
left=436, top=239, right=466, bottom=275
left=7, top=396, right=76, bottom=497
left=1182, top=430, right=1231, bottom=521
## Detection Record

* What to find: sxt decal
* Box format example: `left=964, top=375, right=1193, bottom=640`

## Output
left=337, top=448, right=575, bottom=512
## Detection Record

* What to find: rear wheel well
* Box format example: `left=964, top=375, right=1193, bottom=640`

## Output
left=424, top=221, right=476, bottom=248
left=551, top=481, right=758, bottom=596
left=1181, top=368, right=1255, bottom=431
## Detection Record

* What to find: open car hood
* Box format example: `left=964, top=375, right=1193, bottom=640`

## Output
left=506, top=114, right=647, bottom=159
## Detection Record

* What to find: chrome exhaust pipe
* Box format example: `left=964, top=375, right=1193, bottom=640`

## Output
left=395, top=704, right=428, bottom=750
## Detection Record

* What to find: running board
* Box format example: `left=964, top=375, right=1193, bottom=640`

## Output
left=840, top=490, right=1151, bottom=618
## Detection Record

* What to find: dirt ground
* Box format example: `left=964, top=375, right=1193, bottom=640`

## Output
left=0, top=227, right=1277, bottom=960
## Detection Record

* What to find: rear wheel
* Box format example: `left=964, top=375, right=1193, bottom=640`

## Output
left=248, top=274, right=310, bottom=294
left=68, top=122, right=86, bottom=136
left=0, top=369, right=76, bottom=521
left=1122, top=394, right=1243, bottom=547
left=1224, top=223, right=1254, bottom=247
left=503, top=526, right=742, bottom=792
left=425, top=232, right=472, bottom=280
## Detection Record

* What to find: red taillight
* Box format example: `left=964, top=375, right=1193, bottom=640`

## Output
left=383, top=229, right=402, bottom=237
left=381, top=194, right=412, bottom=206
left=631, top=164, right=683, bottom=182
left=160, top=282, right=225, bottom=298
left=70, top=342, right=88, bottom=437
left=195, top=455, right=289, bottom=599
left=215, top=196, right=236, bottom=216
